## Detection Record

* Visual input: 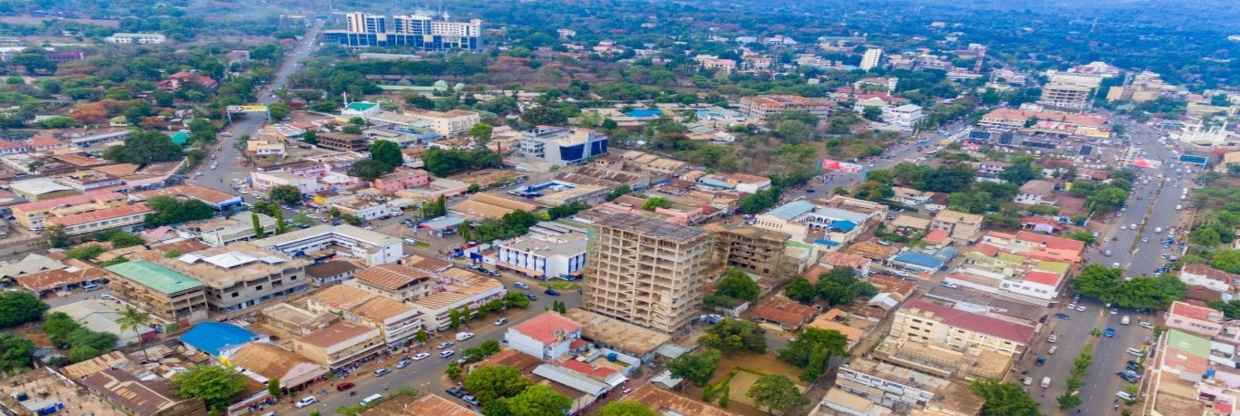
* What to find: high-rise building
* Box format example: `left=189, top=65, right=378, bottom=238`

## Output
left=860, top=48, right=883, bottom=71
left=324, top=11, right=482, bottom=51
left=584, top=213, right=711, bottom=333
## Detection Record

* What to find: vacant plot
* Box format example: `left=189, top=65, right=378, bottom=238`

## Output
left=689, top=352, right=809, bottom=416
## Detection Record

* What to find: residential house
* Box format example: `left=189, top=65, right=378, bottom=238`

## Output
left=1014, top=180, right=1056, bottom=205
left=931, top=210, right=983, bottom=243
left=504, top=312, right=583, bottom=360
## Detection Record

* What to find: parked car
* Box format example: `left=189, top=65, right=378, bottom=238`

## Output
left=373, top=368, right=391, bottom=377
left=295, top=396, right=317, bottom=408
left=396, top=358, right=412, bottom=369
left=413, top=352, right=431, bottom=360
left=440, top=350, right=456, bottom=358
left=494, top=317, right=508, bottom=326
left=455, top=332, right=474, bottom=342
left=544, top=288, right=560, bottom=296
left=437, top=342, right=453, bottom=350
left=513, top=282, right=529, bottom=290
left=1104, top=328, right=1117, bottom=337
left=336, top=382, right=355, bottom=391
left=446, top=386, right=465, bottom=398
left=524, top=293, right=538, bottom=301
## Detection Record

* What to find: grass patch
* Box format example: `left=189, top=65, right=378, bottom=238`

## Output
left=539, top=280, right=578, bottom=290
left=414, top=241, right=432, bottom=248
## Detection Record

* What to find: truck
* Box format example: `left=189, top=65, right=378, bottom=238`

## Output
left=1121, top=315, right=1131, bottom=325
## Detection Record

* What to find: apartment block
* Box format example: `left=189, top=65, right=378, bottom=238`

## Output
left=584, top=213, right=711, bottom=333
left=347, top=263, right=434, bottom=302
left=305, top=284, right=423, bottom=347
left=703, top=223, right=789, bottom=276
left=739, top=95, right=834, bottom=121
left=408, top=109, right=480, bottom=137
left=930, top=209, right=983, bottom=243
left=160, top=243, right=312, bottom=313
left=889, top=298, right=1035, bottom=356
left=106, top=261, right=209, bottom=325
left=411, top=268, right=506, bottom=331
left=10, top=190, right=127, bottom=231
left=1038, top=73, right=1101, bottom=111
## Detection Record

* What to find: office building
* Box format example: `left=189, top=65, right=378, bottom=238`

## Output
left=254, top=224, right=403, bottom=265
left=1038, top=72, right=1102, bottom=111
left=323, top=12, right=482, bottom=51
left=292, top=321, right=384, bottom=370
left=104, top=33, right=167, bottom=44
left=160, top=244, right=312, bottom=313
left=889, top=298, right=1035, bottom=356
left=493, top=223, right=588, bottom=280
left=106, top=261, right=209, bottom=325
left=517, top=126, right=608, bottom=166
left=48, top=203, right=152, bottom=237
left=504, top=311, right=582, bottom=360
left=408, top=109, right=481, bottom=137
left=584, top=213, right=711, bottom=333
left=860, top=48, right=883, bottom=71
left=930, top=209, right=984, bottom=243
left=738, top=95, right=834, bottom=121
left=411, top=268, right=506, bottom=331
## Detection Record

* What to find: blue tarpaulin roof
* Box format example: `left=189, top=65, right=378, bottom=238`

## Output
left=828, top=220, right=857, bottom=232
left=891, top=251, right=945, bottom=270
left=181, top=322, right=257, bottom=357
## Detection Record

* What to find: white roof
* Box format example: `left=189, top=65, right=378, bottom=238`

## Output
left=203, top=252, right=259, bottom=269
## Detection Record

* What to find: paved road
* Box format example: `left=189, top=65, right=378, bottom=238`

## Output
left=1029, top=117, right=1186, bottom=416
left=191, top=19, right=323, bottom=194
left=789, top=124, right=966, bottom=200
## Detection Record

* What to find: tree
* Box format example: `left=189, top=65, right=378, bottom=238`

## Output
left=268, top=185, right=302, bottom=206
left=0, top=333, right=34, bottom=372
left=774, top=119, right=813, bottom=144
left=450, top=308, right=463, bottom=329
left=267, top=379, right=282, bottom=399
left=716, top=268, right=760, bottom=302
left=275, top=210, right=288, bottom=235
left=172, top=365, right=247, bottom=410
left=252, top=212, right=266, bottom=238
left=778, top=328, right=847, bottom=381
left=738, top=188, right=783, bottom=215
left=1072, top=265, right=1186, bottom=310
left=862, top=106, right=882, bottom=121
left=599, top=400, right=657, bottom=416
left=465, top=365, right=531, bottom=405
left=503, top=384, right=572, bottom=416
left=302, top=131, right=318, bottom=145
left=1212, top=250, right=1240, bottom=274
left=1000, top=158, right=1041, bottom=186
left=102, top=131, right=183, bottom=165
left=0, top=292, right=47, bottom=328
left=65, top=244, right=107, bottom=261
left=349, top=159, right=395, bottom=181
left=699, top=319, right=766, bottom=354
left=116, top=306, right=152, bottom=360
left=145, top=196, right=215, bottom=226
left=370, top=140, right=403, bottom=168
left=44, top=224, right=68, bottom=248
left=815, top=267, right=876, bottom=306
left=667, top=348, right=722, bottom=386
left=970, top=379, right=1039, bottom=416
left=469, top=123, right=494, bottom=145
left=784, top=278, right=817, bottom=303
left=748, top=375, right=807, bottom=415
left=445, top=362, right=463, bottom=382
left=641, top=197, right=672, bottom=211
left=607, top=185, right=632, bottom=201
left=1065, top=230, right=1096, bottom=246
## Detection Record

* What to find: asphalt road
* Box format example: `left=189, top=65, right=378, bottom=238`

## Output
left=191, top=20, right=323, bottom=194
left=789, top=124, right=967, bottom=200
left=287, top=278, right=582, bottom=415
left=1029, top=118, right=1186, bottom=416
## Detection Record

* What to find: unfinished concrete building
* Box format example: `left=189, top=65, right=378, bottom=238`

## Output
left=703, top=223, right=789, bottom=276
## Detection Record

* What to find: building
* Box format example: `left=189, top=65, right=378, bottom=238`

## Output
left=1165, top=301, right=1225, bottom=337
left=832, top=357, right=983, bottom=415
left=254, top=224, right=403, bottom=265
left=504, top=312, right=583, bottom=360
left=626, top=385, right=740, bottom=416
left=890, top=298, right=1036, bottom=356
left=739, top=95, right=834, bottom=121
left=47, top=203, right=152, bottom=237
left=106, top=261, right=209, bottom=325
left=931, top=210, right=984, bottom=243
left=517, top=126, right=609, bottom=166
left=373, top=168, right=431, bottom=193
left=330, top=194, right=403, bottom=221
left=1178, top=263, right=1238, bottom=298
left=349, top=264, right=434, bottom=301
left=292, top=321, right=385, bottom=369
left=411, top=268, right=506, bottom=331
left=1014, top=179, right=1055, bottom=205
left=184, top=212, right=278, bottom=247
left=306, top=260, right=360, bottom=287
left=584, top=213, right=711, bottom=333
left=493, top=225, right=588, bottom=280
left=160, top=244, right=312, bottom=313
left=104, top=33, right=167, bottom=44
left=860, top=48, right=883, bottom=71
left=754, top=200, right=872, bottom=244
left=79, top=368, right=206, bottom=416
left=882, top=104, right=924, bottom=131
left=360, top=394, right=479, bottom=416
left=317, top=132, right=369, bottom=152
left=250, top=171, right=326, bottom=195
left=10, top=190, right=128, bottom=231
left=409, top=109, right=480, bottom=137
left=10, top=177, right=77, bottom=201
left=695, top=55, right=737, bottom=73
left=49, top=299, right=156, bottom=346
left=228, top=342, right=329, bottom=391
left=704, top=223, right=789, bottom=276
left=323, top=12, right=482, bottom=51
left=1038, top=72, right=1100, bottom=111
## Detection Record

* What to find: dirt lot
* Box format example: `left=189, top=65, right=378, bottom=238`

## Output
left=685, top=352, right=810, bottom=416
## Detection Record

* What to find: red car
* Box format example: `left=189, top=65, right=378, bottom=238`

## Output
left=336, top=382, right=355, bottom=391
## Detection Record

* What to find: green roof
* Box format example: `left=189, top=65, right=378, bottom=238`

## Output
left=106, top=261, right=203, bottom=295
left=170, top=130, right=190, bottom=146
left=346, top=101, right=377, bottom=111
left=1166, top=329, right=1210, bottom=358
left=1035, top=261, right=1071, bottom=275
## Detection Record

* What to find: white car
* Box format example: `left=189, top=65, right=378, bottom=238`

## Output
left=440, top=350, right=456, bottom=358
left=455, top=332, right=475, bottom=342
left=1076, top=305, right=1087, bottom=312
left=412, top=352, right=431, bottom=360
left=295, top=396, right=317, bottom=408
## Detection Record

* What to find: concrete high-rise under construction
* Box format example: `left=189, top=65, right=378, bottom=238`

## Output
left=583, top=213, right=712, bottom=333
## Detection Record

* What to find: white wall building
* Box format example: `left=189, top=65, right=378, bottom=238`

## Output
left=493, top=224, right=588, bottom=280
left=504, top=312, right=582, bottom=360
left=254, top=224, right=403, bottom=265
left=882, top=104, right=924, bottom=131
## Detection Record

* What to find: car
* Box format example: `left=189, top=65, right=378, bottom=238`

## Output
left=1119, top=371, right=1140, bottom=383
left=1127, top=347, right=1144, bottom=357
left=437, top=342, right=453, bottom=350
left=295, top=396, right=318, bottom=408
left=1035, top=355, right=1046, bottom=366
left=513, top=282, right=529, bottom=290
left=83, top=283, right=103, bottom=292
left=396, top=358, right=412, bottom=369
left=1139, top=321, right=1155, bottom=329
left=455, top=332, right=475, bottom=342
left=335, top=382, right=355, bottom=391
left=1104, top=328, right=1117, bottom=337
left=1116, top=391, right=1135, bottom=401
left=1047, top=334, right=1057, bottom=343
left=1077, top=305, right=1087, bottom=312
left=1048, top=345, right=1058, bottom=355
left=462, top=396, right=480, bottom=406
left=446, top=386, right=465, bottom=398
left=524, top=293, right=538, bottom=301
left=412, top=352, right=431, bottom=361
left=544, top=288, right=560, bottom=296
left=374, top=367, right=391, bottom=377
left=1141, top=237, right=1149, bottom=243
left=1067, top=303, right=1076, bottom=310
left=495, top=317, right=508, bottom=326
left=441, top=350, right=456, bottom=358
left=1055, top=313, right=1070, bottom=320
left=1110, top=309, right=1119, bottom=315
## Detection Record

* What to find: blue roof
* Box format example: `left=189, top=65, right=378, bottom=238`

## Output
left=767, top=200, right=816, bottom=221
left=892, top=251, right=945, bottom=270
left=181, top=322, right=258, bottom=357
left=828, top=220, right=857, bottom=233
left=814, top=239, right=841, bottom=247
left=420, top=214, right=466, bottom=230
left=626, top=108, right=662, bottom=118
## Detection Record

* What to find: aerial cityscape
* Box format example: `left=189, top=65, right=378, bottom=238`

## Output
left=0, top=1, right=1236, bottom=415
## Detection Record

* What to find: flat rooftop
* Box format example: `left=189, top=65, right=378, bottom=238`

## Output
left=563, top=308, right=670, bottom=356
left=106, top=261, right=204, bottom=295
left=256, top=224, right=400, bottom=247
left=160, top=243, right=311, bottom=289
left=593, top=212, right=706, bottom=243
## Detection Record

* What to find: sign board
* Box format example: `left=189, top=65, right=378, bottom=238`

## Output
left=1180, top=154, right=1209, bottom=166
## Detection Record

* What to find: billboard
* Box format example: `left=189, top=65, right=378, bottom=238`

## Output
left=1180, top=154, right=1209, bottom=166
left=822, top=159, right=863, bottom=173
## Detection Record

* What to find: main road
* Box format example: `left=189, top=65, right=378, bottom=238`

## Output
left=1028, top=117, right=1187, bottom=416
left=191, top=19, right=324, bottom=193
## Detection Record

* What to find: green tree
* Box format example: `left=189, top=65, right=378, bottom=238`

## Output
left=1064, top=230, right=1096, bottom=246
left=598, top=400, right=657, bottom=416
left=370, top=140, right=403, bottom=168
left=1212, top=250, right=1240, bottom=274
left=504, top=384, right=572, bottom=416
left=815, top=267, right=876, bottom=306
left=267, top=379, right=282, bottom=399
left=0, top=333, right=34, bottom=372
left=668, top=348, right=722, bottom=386
left=102, top=131, right=183, bottom=165
left=268, top=185, right=302, bottom=206
left=445, top=362, right=463, bottom=382
left=862, top=106, right=882, bottom=121
left=607, top=185, right=632, bottom=201
left=774, top=119, right=813, bottom=144
left=747, top=374, right=807, bottom=415
left=172, top=365, right=247, bottom=410
left=641, top=197, right=672, bottom=211
left=970, top=379, right=1040, bottom=416
left=716, top=268, right=760, bottom=302
left=464, top=365, right=531, bottom=405
left=65, top=244, right=107, bottom=261
left=450, top=308, right=463, bottom=329
left=275, top=210, right=288, bottom=235
left=469, top=123, right=494, bottom=145
left=44, top=224, right=68, bottom=248
left=252, top=212, right=266, bottom=238
left=699, top=319, right=766, bottom=354
left=348, top=159, right=394, bottom=181
left=145, top=196, right=214, bottom=226
left=116, top=306, right=152, bottom=361
left=777, top=328, right=847, bottom=382
left=0, top=292, right=47, bottom=328
left=784, top=278, right=817, bottom=303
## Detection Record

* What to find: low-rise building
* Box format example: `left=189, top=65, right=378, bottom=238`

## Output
left=889, top=297, right=1036, bottom=356
left=505, top=311, right=583, bottom=360
left=493, top=225, right=588, bottom=280
left=931, top=210, right=983, bottom=243
left=882, top=104, right=924, bottom=131
left=293, top=321, right=385, bottom=370
left=349, top=263, right=434, bottom=301
left=317, top=132, right=369, bottom=152
left=106, top=261, right=209, bottom=325
left=306, top=260, right=360, bottom=287
left=48, top=203, right=152, bottom=237
left=739, top=95, right=834, bottom=121
left=184, top=212, right=278, bottom=247
left=1166, top=300, right=1225, bottom=337
left=755, top=200, right=872, bottom=244
left=79, top=368, right=206, bottom=416
left=254, top=224, right=403, bottom=265
left=409, top=109, right=481, bottom=138
left=104, top=32, right=167, bottom=44
left=250, top=171, right=326, bottom=195
left=228, top=342, right=329, bottom=391
left=1014, top=179, right=1056, bottom=205
left=372, top=168, right=431, bottom=193
left=161, top=244, right=312, bottom=313
left=1179, top=263, right=1238, bottom=298
left=412, top=269, right=506, bottom=331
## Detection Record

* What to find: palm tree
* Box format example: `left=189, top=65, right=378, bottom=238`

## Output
left=117, top=306, right=152, bottom=361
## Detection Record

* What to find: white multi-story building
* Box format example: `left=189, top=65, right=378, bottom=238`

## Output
left=493, top=223, right=588, bottom=280
left=105, top=33, right=167, bottom=44
left=254, top=224, right=403, bottom=266
left=250, top=171, right=325, bottom=195
left=882, top=104, right=924, bottom=131
left=860, top=48, right=883, bottom=71
left=518, top=126, right=609, bottom=166
left=408, top=109, right=480, bottom=138
left=754, top=200, right=872, bottom=244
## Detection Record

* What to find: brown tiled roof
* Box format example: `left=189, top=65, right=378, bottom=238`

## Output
left=627, top=384, right=740, bottom=416
left=307, top=284, right=375, bottom=311
left=306, top=260, right=359, bottom=278
left=361, top=394, right=479, bottom=416
left=355, top=264, right=433, bottom=292
left=15, top=266, right=107, bottom=292
left=750, top=298, right=818, bottom=329
left=79, top=368, right=187, bottom=415
left=351, top=296, right=415, bottom=322
left=405, top=255, right=453, bottom=272
left=298, top=321, right=377, bottom=349
left=230, top=342, right=319, bottom=381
